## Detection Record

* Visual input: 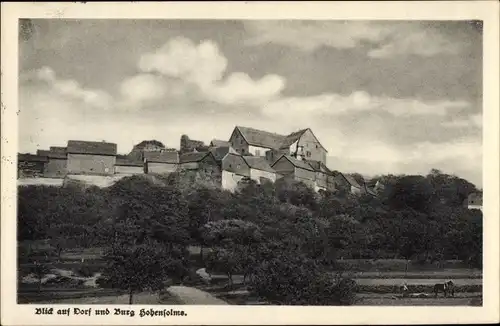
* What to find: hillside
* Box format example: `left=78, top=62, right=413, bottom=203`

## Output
left=17, top=170, right=482, bottom=305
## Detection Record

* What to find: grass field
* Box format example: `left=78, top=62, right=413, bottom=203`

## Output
left=18, top=246, right=483, bottom=306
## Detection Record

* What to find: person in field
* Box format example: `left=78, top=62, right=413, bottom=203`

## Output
left=433, top=280, right=455, bottom=298
left=400, top=282, right=409, bottom=297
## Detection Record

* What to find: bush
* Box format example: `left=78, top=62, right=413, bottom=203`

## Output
left=44, top=276, right=85, bottom=288
left=74, top=266, right=94, bottom=277
left=250, top=253, right=357, bottom=305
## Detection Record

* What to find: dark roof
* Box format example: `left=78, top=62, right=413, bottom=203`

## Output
left=144, top=151, right=179, bottom=163
left=210, top=139, right=230, bottom=147
left=307, top=160, right=333, bottom=175
left=280, top=129, right=308, bottom=149
left=133, top=140, right=165, bottom=150
left=341, top=174, right=362, bottom=189
left=365, top=185, right=378, bottom=196
left=116, top=159, right=143, bottom=167
left=36, top=150, right=50, bottom=157
left=67, top=140, right=117, bottom=156
left=210, top=146, right=234, bottom=162
left=273, top=155, right=315, bottom=172
left=194, top=145, right=210, bottom=152
left=37, top=149, right=66, bottom=159
left=115, top=154, right=143, bottom=166
left=18, top=153, right=48, bottom=163
left=235, top=126, right=286, bottom=149
left=179, top=152, right=213, bottom=163
left=49, top=146, right=67, bottom=153
left=242, top=156, right=275, bottom=173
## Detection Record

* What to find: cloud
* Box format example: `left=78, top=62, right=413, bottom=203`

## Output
left=244, top=21, right=390, bottom=51
left=208, top=73, right=285, bottom=105
left=138, top=37, right=228, bottom=87
left=136, top=37, right=285, bottom=105
left=441, top=113, right=483, bottom=128
left=367, top=27, right=461, bottom=58
left=118, top=73, right=193, bottom=106
left=244, top=21, right=462, bottom=58
left=23, top=66, right=114, bottom=110
left=328, top=137, right=482, bottom=186
left=261, top=91, right=470, bottom=119
left=18, top=36, right=481, bottom=187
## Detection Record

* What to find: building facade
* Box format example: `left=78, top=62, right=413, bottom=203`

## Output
left=221, top=153, right=277, bottom=191
left=466, top=192, right=483, bottom=211
left=37, top=148, right=67, bottom=178
left=271, top=155, right=317, bottom=189
left=179, top=152, right=221, bottom=183
left=144, top=151, right=179, bottom=174
left=115, top=155, right=144, bottom=175
left=18, top=154, right=48, bottom=178
left=228, top=126, right=285, bottom=157
left=280, top=128, right=328, bottom=165
left=66, top=140, right=117, bottom=175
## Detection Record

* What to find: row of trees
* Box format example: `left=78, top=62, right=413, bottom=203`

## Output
left=17, top=170, right=482, bottom=304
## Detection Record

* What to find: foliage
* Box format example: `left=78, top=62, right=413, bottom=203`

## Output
left=250, top=251, right=357, bottom=305
left=17, top=169, right=483, bottom=304
left=102, top=240, right=188, bottom=304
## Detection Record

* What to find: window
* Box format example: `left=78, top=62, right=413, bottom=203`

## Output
left=255, top=149, right=260, bottom=156
left=316, top=145, right=318, bottom=149
left=306, top=151, right=311, bottom=157
left=242, top=148, right=245, bottom=154
left=240, top=139, right=243, bottom=145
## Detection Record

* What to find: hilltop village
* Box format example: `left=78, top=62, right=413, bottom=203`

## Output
left=18, top=126, right=384, bottom=196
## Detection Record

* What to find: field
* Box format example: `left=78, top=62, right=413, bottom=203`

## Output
left=18, top=246, right=482, bottom=306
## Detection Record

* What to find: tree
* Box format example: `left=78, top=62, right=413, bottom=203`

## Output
left=102, top=240, right=184, bottom=304
left=388, top=175, right=435, bottom=213
left=250, top=251, right=357, bottom=305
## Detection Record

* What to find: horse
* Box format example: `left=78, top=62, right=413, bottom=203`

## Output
left=433, top=280, right=455, bottom=298
left=400, top=282, right=410, bottom=297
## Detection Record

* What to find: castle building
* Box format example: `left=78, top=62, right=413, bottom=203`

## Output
left=228, top=126, right=328, bottom=165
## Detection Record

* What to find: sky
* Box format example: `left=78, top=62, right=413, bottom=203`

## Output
left=18, top=19, right=483, bottom=187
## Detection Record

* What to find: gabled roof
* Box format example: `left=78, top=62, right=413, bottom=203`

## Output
left=241, top=156, right=276, bottom=173
left=179, top=151, right=214, bottom=163
left=210, top=139, right=230, bottom=147
left=144, top=151, right=179, bottom=163
left=279, top=129, right=308, bottom=149
left=307, top=160, right=334, bottom=175
left=341, top=174, right=363, bottom=189
left=365, top=186, right=378, bottom=197
left=67, top=140, right=117, bottom=156
left=210, top=146, right=235, bottom=162
left=194, top=145, right=210, bottom=152
left=279, top=128, right=328, bottom=152
left=234, top=126, right=286, bottom=149
left=18, top=153, right=48, bottom=163
left=272, top=155, right=315, bottom=172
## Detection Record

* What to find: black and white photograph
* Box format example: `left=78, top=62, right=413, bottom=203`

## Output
left=2, top=2, right=499, bottom=325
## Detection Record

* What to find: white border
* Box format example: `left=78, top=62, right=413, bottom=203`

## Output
left=1, top=1, right=499, bottom=325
